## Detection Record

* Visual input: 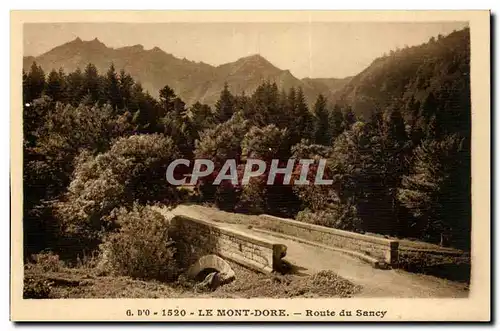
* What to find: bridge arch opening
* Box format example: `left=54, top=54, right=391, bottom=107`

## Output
left=187, top=254, right=236, bottom=285
left=195, top=267, right=219, bottom=281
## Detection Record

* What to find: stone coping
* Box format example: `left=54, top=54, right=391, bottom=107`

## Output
left=260, top=214, right=397, bottom=247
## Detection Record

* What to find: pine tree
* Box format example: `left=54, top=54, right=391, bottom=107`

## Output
left=235, top=90, right=251, bottom=120
left=381, top=108, right=408, bottom=148
left=312, top=94, right=330, bottom=146
left=190, top=101, right=215, bottom=132
left=328, top=104, right=344, bottom=144
left=289, top=88, right=314, bottom=146
left=249, top=81, right=280, bottom=126
left=83, top=63, right=101, bottom=103
left=159, top=87, right=193, bottom=156
left=397, top=134, right=468, bottom=247
left=364, top=108, right=410, bottom=235
left=119, top=69, right=134, bottom=110
left=214, top=82, right=235, bottom=123
left=158, top=85, right=176, bottom=116
left=105, top=63, right=122, bottom=110
left=268, top=82, right=280, bottom=124
left=66, top=67, right=85, bottom=106
left=325, top=121, right=373, bottom=231
left=22, top=69, right=29, bottom=104
left=128, top=82, right=161, bottom=133
left=26, top=62, right=46, bottom=102
left=46, top=69, right=64, bottom=102
left=57, top=68, right=68, bottom=103
left=343, top=106, right=357, bottom=130
left=277, top=88, right=291, bottom=130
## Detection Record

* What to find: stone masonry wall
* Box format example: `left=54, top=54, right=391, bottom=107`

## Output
left=259, top=215, right=398, bottom=266
left=169, top=215, right=286, bottom=274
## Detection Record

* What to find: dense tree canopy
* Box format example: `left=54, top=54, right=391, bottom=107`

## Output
left=22, top=28, right=471, bottom=262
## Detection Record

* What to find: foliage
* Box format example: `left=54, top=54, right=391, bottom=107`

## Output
left=241, top=125, right=288, bottom=161
left=291, top=141, right=334, bottom=207
left=55, top=134, right=179, bottom=243
left=397, top=135, right=470, bottom=247
left=23, top=100, right=135, bottom=255
left=195, top=111, right=249, bottom=165
left=27, top=251, right=64, bottom=272
left=22, top=27, right=472, bottom=261
left=214, top=82, right=235, bottom=123
left=23, top=276, right=53, bottom=299
left=397, top=251, right=471, bottom=283
left=296, top=207, right=361, bottom=231
left=288, top=88, right=315, bottom=147
left=235, top=177, right=267, bottom=214
left=335, top=28, right=470, bottom=125
left=102, top=204, right=179, bottom=282
left=23, top=62, right=46, bottom=103
left=312, top=94, right=330, bottom=145
left=189, top=102, right=216, bottom=133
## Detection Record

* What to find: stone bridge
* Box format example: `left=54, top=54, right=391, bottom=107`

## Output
left=168, top=214, right=287, bottom=275
left=156, top=205, right=468, bottom=297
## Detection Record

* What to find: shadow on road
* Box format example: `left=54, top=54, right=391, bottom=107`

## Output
left=277, top=259, right=309, bottom=276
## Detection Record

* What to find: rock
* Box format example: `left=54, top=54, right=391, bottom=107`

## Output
left=205, top=271, right=222, bottom=289
left=187, top=255, right=235, bottom=285
left=195, top=271, right=223, bottom=291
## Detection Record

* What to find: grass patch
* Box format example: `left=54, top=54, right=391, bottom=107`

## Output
left=23, top=260, right=362, bottom=299
left=398, top=251, right=471, bottom=283
left=212, top=262, right=361, bottom=298
left=24, top=267, right=187, bottom=299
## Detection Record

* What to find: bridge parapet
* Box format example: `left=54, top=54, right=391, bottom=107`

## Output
left=259, top=215, right=398, bottom=266
left=169, top=215, right=287, bottom=274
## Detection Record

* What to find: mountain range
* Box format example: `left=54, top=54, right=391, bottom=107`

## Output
left=23, top=27, right=469, bottom=119
left=23, top=37, right=349, bottom=107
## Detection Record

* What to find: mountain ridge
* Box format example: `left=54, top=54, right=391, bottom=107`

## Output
left=330, top=28, right=470, bottom=119
left=23, top=27, right=468, bottom=114
left=23, top=37, right=347, bottom=106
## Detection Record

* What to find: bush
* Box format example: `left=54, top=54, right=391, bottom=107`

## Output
left=55, top=134, right=180, bottom=243
left=397, top=251, right=471, bottom=283
left=241, top=125, right=288, bottom=161
left=214, top=183, right=240, bottom=212
left=103, top=204, right=179, bottom=282
left=296, top=203, right=362, bottom=231
left=23, top=276, right=53, bottom=299
left=235, top=179, right=266, bottom=214
left=29, top=252, right=63, bottom=272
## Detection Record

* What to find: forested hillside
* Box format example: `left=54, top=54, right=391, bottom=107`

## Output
left=22, top=28, right=471, bottom=285
left=333, top=28, right=470, bottom=127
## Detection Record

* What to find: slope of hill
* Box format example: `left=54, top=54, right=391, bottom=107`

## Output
left=23, top=38, right=338, bottom=106
left=190, top=54, right=319, bottom=105
left=302, top=77, right=352, bottom=101
left=331, top=28, right=470, bottom=120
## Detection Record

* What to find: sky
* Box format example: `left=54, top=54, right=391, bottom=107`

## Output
left=23, top=22, right=468, bottom=79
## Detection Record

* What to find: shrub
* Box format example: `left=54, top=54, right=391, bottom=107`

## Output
left=23, top=276, right=53, bottom=299
left=296, top=203, right=362, bottom=231
left=29, top=252, right=63, bottom=272
left=214, top=182, right=240, bottom=212
left=397, top=251, right=471, bottom=283
left=235, top=179, right=266, bottom=214
left=55, top=134, right=180, bottom=243
left=103, top=204, right=179, bottom=282
left=194, top=112, right=248, bottom=203
left=241, top=125, right=288, bottom=161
